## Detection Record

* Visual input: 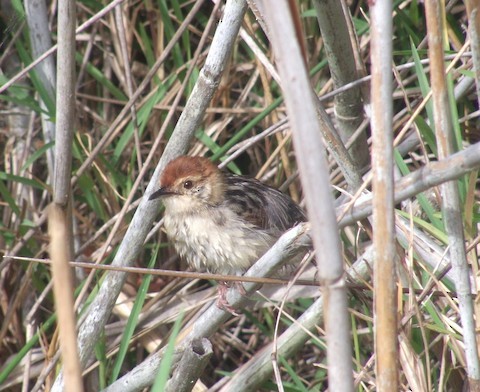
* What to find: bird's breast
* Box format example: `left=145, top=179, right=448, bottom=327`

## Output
left=163, top=206, right=274, bottom=275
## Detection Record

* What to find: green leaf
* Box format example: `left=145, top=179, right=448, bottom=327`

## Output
left=94, top=332, right=108, bottom=390
left=151, top=311, right=184, bottom=392
left=459, top=69, right=475, bottom=78
left=194, top=129, right=244, bottom=173
left=395, top=8, right=422, bottom=46
left=157, top=0, right=184, bottom=68
left=210, top=96, right=284, bottom=162
left=0, top=180, right=21, bottom=216
left=10, top=0, right=25, bottom=17
left=394, top=148, right=443, bottom=229
left=14, top=39, right=56, bottom=116
left=0, top=172, right=47, bottom=191
left=110, top=246, right=160, bottom=382
left=113, top=81, right=170, bottom=164
left=397, top=210, right=448, bottom=244
left=21, top=141, right=55, bottom=171
left=279, top=355, right=309, bottom=391
left=411, top=39, right=435, bottom=130
left=301, top=9, right=317, bottom=18
left=75, top=52, right=128, bottom=101
left=0, top=92, right=44, bottom=114
left=414, top=116, right=437, bottom=157
left=138, top=21, right=156, bottom=70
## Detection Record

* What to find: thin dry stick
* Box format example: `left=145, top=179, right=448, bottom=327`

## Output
left=370, top=1, right=398, bottom=390
left=425, top=0, right=480, bottom=385
left=7, top=256, right=312, bottom=286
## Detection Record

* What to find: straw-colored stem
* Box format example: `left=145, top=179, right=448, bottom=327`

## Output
left=370, top=1, right=398, bottom=390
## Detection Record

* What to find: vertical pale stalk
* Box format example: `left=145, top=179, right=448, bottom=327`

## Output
left=425, top=0, right=480, bottom=385
left=261, top=2, right=353, bottom=391
left=51, top=0, right=81, bottom=389
left=465, top=0, right=480, bottom=108
left=313, top=0, right=368, bottom=168
left=370, top=0, right=398, bottom=390
left=24, top=0, right=56, bottom=175
left=54, top=0, right=76, bottom=208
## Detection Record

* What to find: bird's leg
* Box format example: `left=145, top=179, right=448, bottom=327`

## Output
left=233, top=280, right=247, bottom=296
left=216, top=281, right=241, bottom=316
left=215, top=276, right=250, bottom=315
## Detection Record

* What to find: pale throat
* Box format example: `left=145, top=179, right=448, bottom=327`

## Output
left=162, top=195, right=208, bottom=215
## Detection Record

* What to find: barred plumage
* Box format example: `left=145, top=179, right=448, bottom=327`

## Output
left=223, top=174, right=305, bottom=234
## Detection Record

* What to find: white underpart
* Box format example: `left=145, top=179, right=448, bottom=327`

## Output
left=163, top=195, right=274, bottom=275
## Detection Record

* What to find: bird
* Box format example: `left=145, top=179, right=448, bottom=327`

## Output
left=149, top=155, right=306, bottom=313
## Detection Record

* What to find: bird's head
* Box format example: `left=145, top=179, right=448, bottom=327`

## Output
left=149, top=156, right=225, bottom=209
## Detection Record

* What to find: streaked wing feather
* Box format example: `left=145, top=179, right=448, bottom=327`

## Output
left=223, top=174, right=306, bottom=232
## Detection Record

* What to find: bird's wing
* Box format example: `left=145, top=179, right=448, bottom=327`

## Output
left=223, top=175, right=306, bottom=232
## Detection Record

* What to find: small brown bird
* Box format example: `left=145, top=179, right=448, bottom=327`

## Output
left=149, top=156, right=305, bottom=312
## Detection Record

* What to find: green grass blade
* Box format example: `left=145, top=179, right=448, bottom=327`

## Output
left=0, top=314, right=56, bottom=384
left=0, top=172, right=47, bottom=191
left=414, top=116, right=437, bottom=157
left=411, top=39, right=435, bottom=133
left=157, top=0, right=184, bottom=68
left=394, top=148, right=443, bottom=229
left=0, top=179, right=21, bottom=217
left=151, top=311, right=184, bottom=392
left=94, top=332, right=108, bottom=389
left=21, top=141, right=55, bottom=172
left=75, top=52, right=128, bottom=101
left=110, top=245, right=160, bottom=382
left=279, top=355, right=309, bottom=391
left=113, top=81, right=171, bottom=164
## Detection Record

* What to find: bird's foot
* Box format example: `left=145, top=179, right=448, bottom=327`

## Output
left=233, top=280, right=247, bottom=296
left=216, top=281, right=246, bottom=316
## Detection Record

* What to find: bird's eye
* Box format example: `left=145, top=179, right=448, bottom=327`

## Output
left=183, top=180, right=193, bottom=189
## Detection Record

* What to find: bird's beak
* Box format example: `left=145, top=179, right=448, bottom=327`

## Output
left=149, top=187, right=174, bottom=200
